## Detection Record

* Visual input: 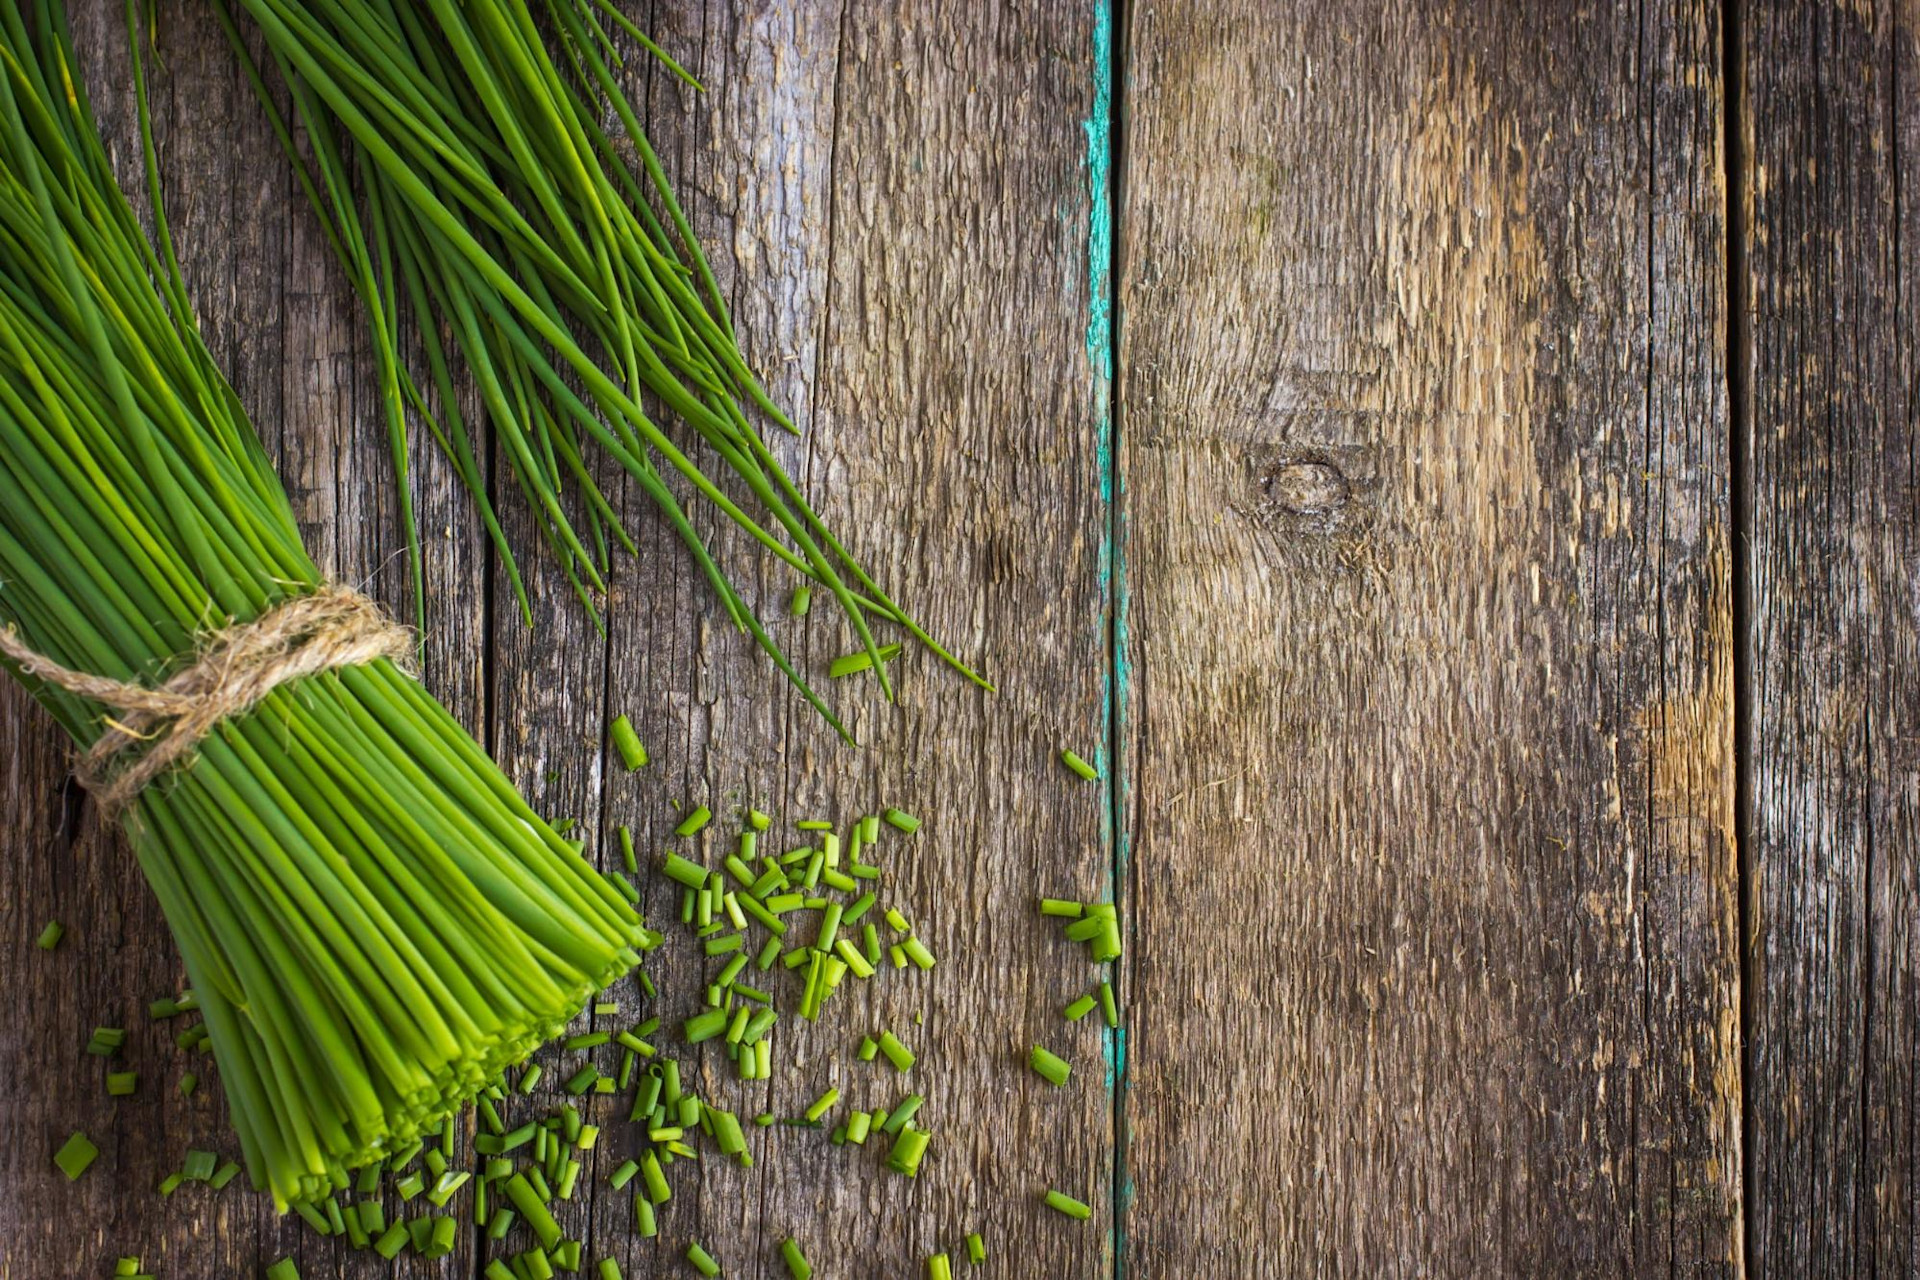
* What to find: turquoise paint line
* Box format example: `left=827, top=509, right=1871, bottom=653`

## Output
left=1083, top=3, right=1114, bottom=381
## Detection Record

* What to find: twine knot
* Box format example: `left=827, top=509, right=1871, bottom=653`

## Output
left=0, top=584, right=413, bottom=813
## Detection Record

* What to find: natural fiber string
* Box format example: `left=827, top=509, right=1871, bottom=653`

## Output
left=0, top=584, right=414, bottom=813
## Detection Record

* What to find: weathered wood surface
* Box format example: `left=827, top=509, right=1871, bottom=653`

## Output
left=1742, top=2, right=1919, bottom=1276
left=1118, top=0, right=1742, bottom=1274
left=3, top=0, right=1918, bottom=1276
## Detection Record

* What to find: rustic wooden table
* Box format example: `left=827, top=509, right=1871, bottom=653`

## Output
left=1, top=1, right=1913, bottom=1276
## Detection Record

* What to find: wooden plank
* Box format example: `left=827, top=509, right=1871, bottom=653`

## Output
left=1117, top=1, right=1741, bottom=1273
left=574, top=3, right=1120, bottom=1275
left=1742, top=2, right=1919, bottom=1274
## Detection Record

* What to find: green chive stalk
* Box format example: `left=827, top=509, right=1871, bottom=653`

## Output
left=0, top=2, right=644, bottom=1206
left=214, top=0, right=989, bottom=739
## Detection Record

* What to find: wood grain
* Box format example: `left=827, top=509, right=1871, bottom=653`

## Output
left=1742, top=2, right=1920, bottom=1275
left=1117, top=1, right=1741, bottom=1273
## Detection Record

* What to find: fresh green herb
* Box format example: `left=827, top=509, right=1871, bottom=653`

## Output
left=35, top=920, right=64, bottom=951
left=1031, top=1045, right=1072, bottom=1087
left=609, top=715, right=648, bottom=770
left=1064, top=993, right=1098, bottom=1021
left=676, top=807, right=714, bottom=838
left=966, top=1232, right=986, bottom=1264
left=1045, top=1190, right=1093, bottom=1220
left=686, top=1241, right=721, bottom=1277
left=106, top=1071, right=138, bottom=1097
left=1060, top=750, right=1099, bottom=780
left=1100, top=980, right=1120, bottom=1028
left=928, top=1254, right=952, bottom=1280
left=53, top=1132, right=98, bottom=1181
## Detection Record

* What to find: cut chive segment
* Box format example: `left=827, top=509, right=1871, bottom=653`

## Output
left=928, top=1255, right=952, bottom=1280
left=609, top=715, right=649, bottom=770
left=1060, top=749, right=1100, bottom=780
left=966, top=1232, right=986, bottom=1264
left=686, top=1241, right=721, bottom=1277
left=878, top=1031, right=916, bottom=1073
left=1031, top=1045, right=1072, bottom=1087
left=53, top=1132, right=98, bottom=1181
left=1045, top=1189, right=1093, bottom=1220
left=676, top=806, right=713, bottom=837
left=1064, top=994, right=1099, bottom=1022
left=780, top=1238, right=812, bottom=1280
left=35, top=920, right=64, bottom=951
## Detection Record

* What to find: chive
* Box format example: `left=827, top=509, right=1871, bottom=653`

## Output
left=884, top=808, right=920, bottom=833
left=183, top=1149, right=218, bottom=1181
left=1100, top=981, right=1120, bottom=1027
left=1046, top=1190, right=1093, bottom=1220
left=749, top=809, right=772, bottom=832
left=519, top=1064, right=545, bottom=1094
left=210, top=1161, right=241, bottom=1190
left=805, top=1088, right=840, bottom=1122
left=830, top=643, right=903, bottom=678
left=35, top=920, right=64, bottom=951
left=1060, top=749, right=1099, bottom=780
left=1040, top=898, right=1085, bottom=918
left=843, top=893, right=877, bottom=923
left=487, top=1208, right=515, bottom=1240
left=890, top=944, right=909, bottom=969
left=618, top=825, right=638, bottom=874
left=816, top=902, right=844, bottom=952
left=608, top=715, right=649, bottom=770
left=886, top=908, right=912, bottom=932
left=373, top=1223, right=409, bottom=1258
left=966, top=1232, right=986, bottom=1264
left=1031, top=1045, right=1072, bottom=1087
left=882, top=1094, right=924, bottom=1134
left=686, top=1242, right=721, bottom=1277
left=565, top=1031, right=611, bottom=1050
left=879, top=1031, right=916, bottom=1073
left=265, top=1261, right=300, bottom=1280
left=485, top=1264, right=516, bottom=1280
left=857, top=1035, right=879, bottom=1062
left=157, top=1174, right=183, bottom=1198
left=676, top=806, right=713, bottom=837
left=599, top=1260, right=624, bottom=1280
left=929, top=1255, right=952, bottom=1280
left=885, top=1125, right=931, bottom=1177
left=633, top=1193, right=657, bottom=1237
left=845, top=1111, right=872, bottom=1145
left=641, top=1151, right=670, bottom=1203
left=106, top=1071, right=138, bottom=1097
left=1064, top=994, right=1099, bottom=1021
left=53, top=1132, right=98, bottom=1181
left=789, top=586, right=811, bottom=617
left=797, top=821, right=833, bottom=832
left=506, top=1173, right=563, bottom=1249
left=903, top=936, right=938, bottom=969
left=781, top=1237, right=813, bottom=1280
left=663, top=852, right=711, bottom=889
left=704, top=932, right=744, bottom=957
left=148, top=998, right=178, bottom=1019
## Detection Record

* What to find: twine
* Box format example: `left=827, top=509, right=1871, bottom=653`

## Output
left=0, top=584, right=413, bottom=813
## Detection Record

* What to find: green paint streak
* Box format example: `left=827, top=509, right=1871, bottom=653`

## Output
left=1083, top=4, right=1114, bottom=380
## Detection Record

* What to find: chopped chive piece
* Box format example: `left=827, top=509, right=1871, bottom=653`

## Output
left=178, top=1072, right=198, bottom=1097
left=704, top=932, right=744, bottom=957
left=902, top=936, right=937, bottom=969
left=829, top=643, right=903, bottom=678
left=857, top=1035, right=879, bottom=1062
left=106, top=1071, right=138, bottom=1097
left=565, top=1031, right=611, bottom=1050
left=1046, top=1189, right=1093, bottom=1220
left=373, top=1223, right=408, bottom=1259
left=929, top=1254, right=952, bottom=1280
left=789, top=586, right=812, bottom=617
left=879, top=1031, right=916, bottom=1073
left=804, top=1088, right=840, bottom=1122
left=885, top=908, right=912, bottom=932
left=619, top=826, right=638, bottom=874
left=519, top=1064, right=544, bottom=1094
left=565, top=1065, right=600, bottom=1095
left=750, top=809, right=773, bottom=832
left=885, top=1125, right=931, bottom=1177
left=884, top=808, right=921, bottom=833
left=966, top=1232, right=986, bottom=1264
left=883, top=1094, right=924, bottom=1134
left=609, top=715, right=649, bottom=770
left=265, top=1260, right=300, bottom=1280
left=1060, top=749, right=1099, bottom=780
left=686, top=1241, right=721, bottom=1277
left=633, top=1193, right=658, bottom=1237
left=662, top=853, right=710, bottom=889
left=1031, top=1045, right=1072, bottom=1087
left=675, top=806, right=713, bottom=837
left=147, top=997, right=178, bottom=1019
left=183, top=1149, right=218, bottom=1181
left=506, top=1173, right=563, bottom=1249
left=1040, top=898, right=1085, bottom=918
left=780, top=1237, right=813, bottom=1280
left=797, top=820, right=833, bottom=832
left=599, top=1261, right=624, bottom=1280
left=210, top=1160, right=241, bottom=1190
left=53, top=1131, right=97, bottom=1180
left=845, top=1111, right=872, bottom=1145
left=35, top=920, right=64, bottom=951
left=1064, top=994, right=1099, bottom=1021
left=157, top=1173, right=183, bottom=1197
left=843, top=893, right=877, bottom=924
left=890, top=944, right=909, bottom=968
left=1100, top=981, right=1121, bottom=1027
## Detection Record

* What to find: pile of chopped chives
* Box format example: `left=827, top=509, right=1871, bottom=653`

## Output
left=0, top=2, right=645, bottom=1206
left=215, top=0, right=990, bottom=736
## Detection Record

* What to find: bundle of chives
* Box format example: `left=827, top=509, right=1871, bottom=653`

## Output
left=0, top=2, right=643, bottom=1205
left=214, top=0, right=990, bottom=738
